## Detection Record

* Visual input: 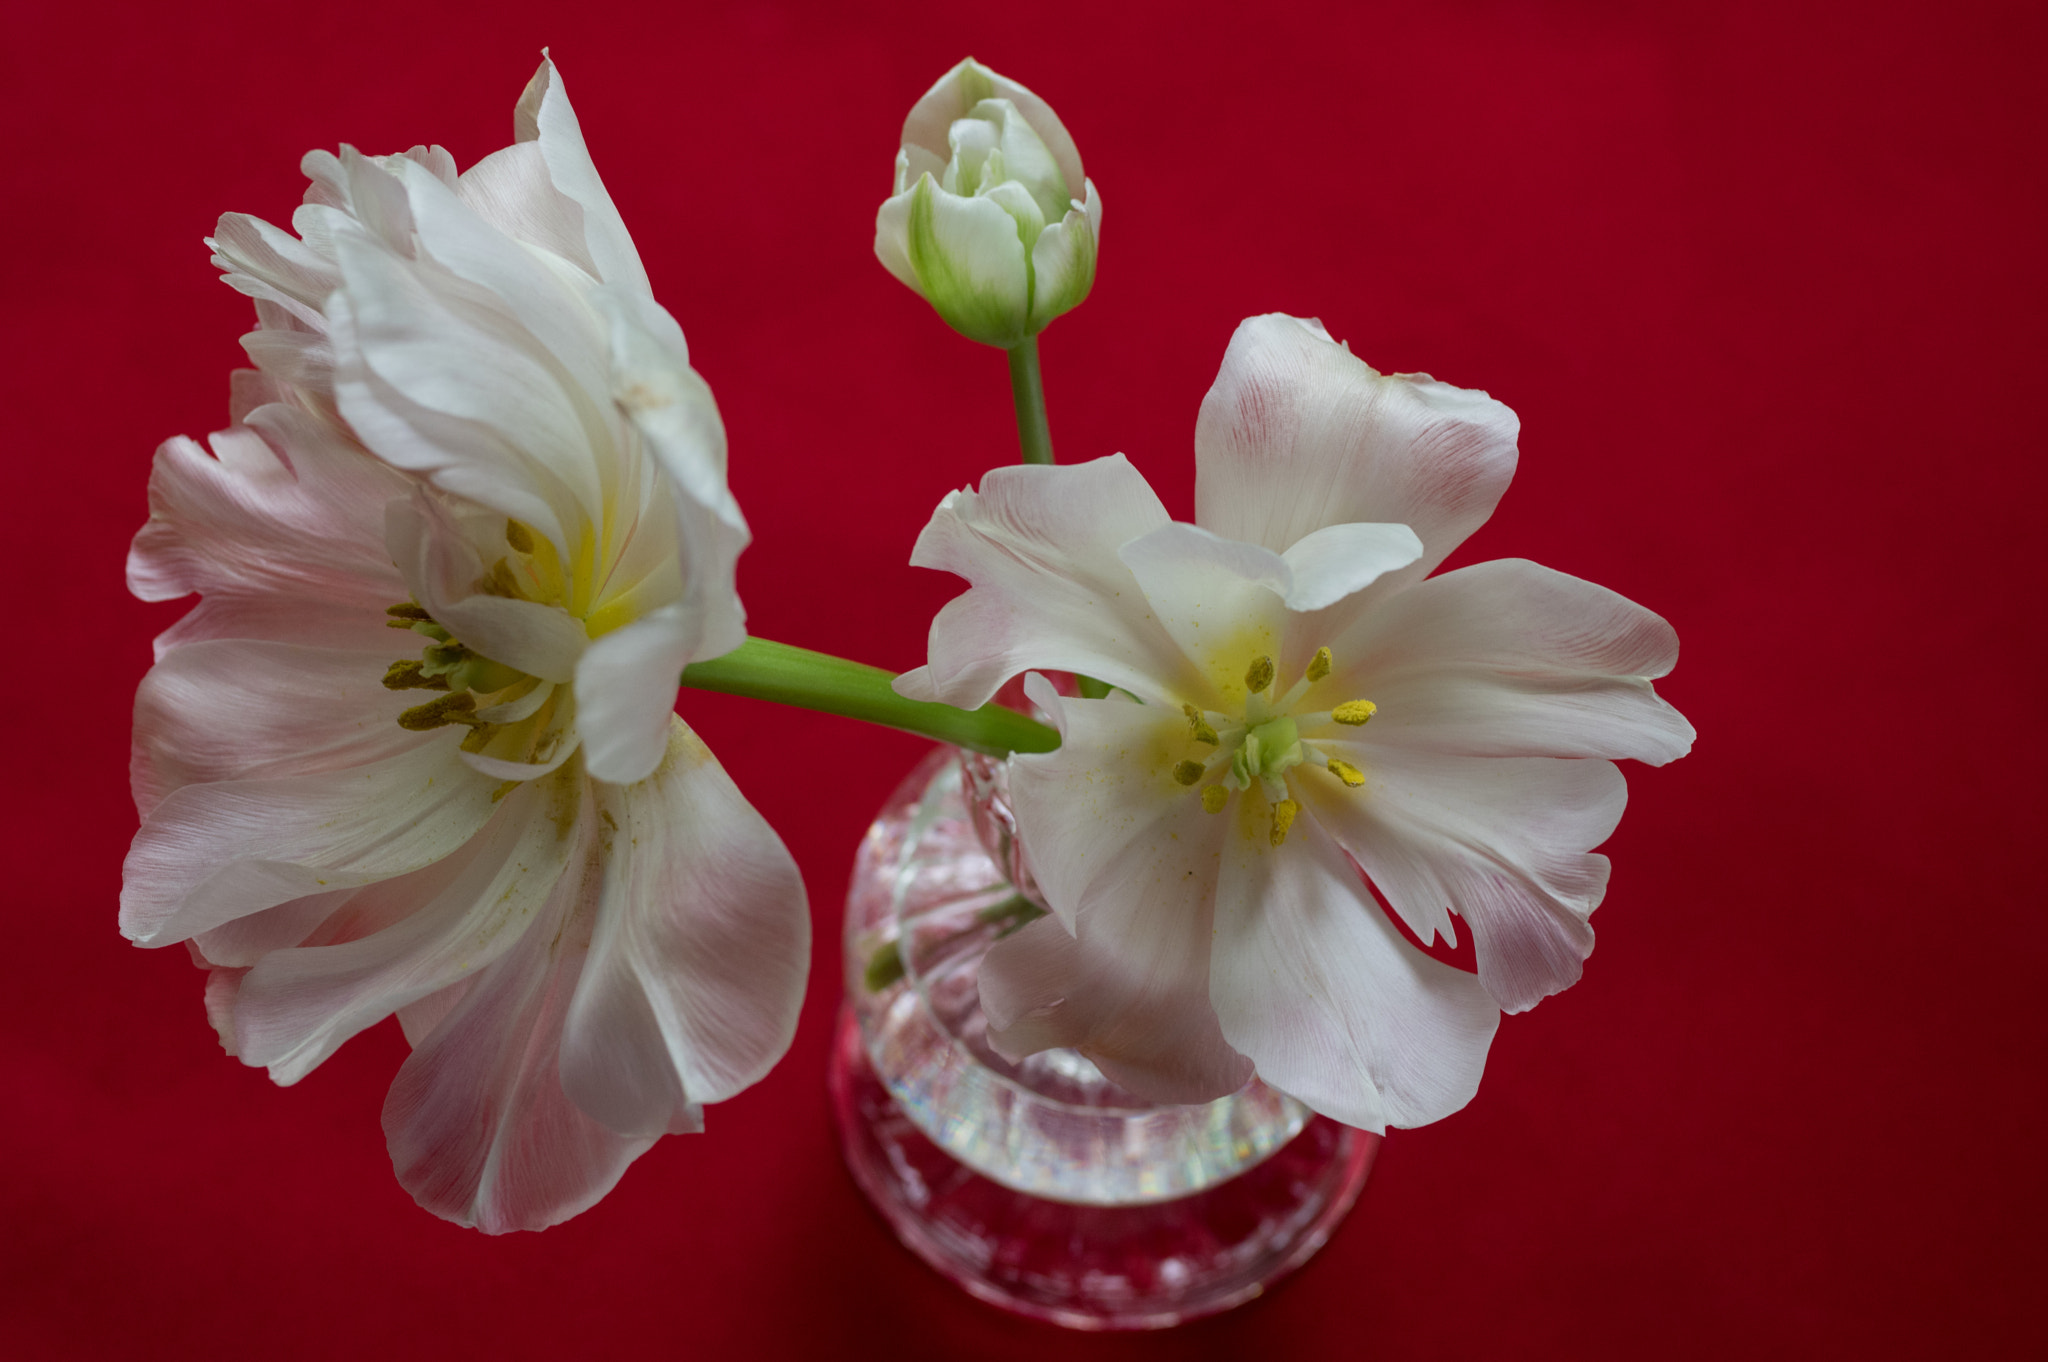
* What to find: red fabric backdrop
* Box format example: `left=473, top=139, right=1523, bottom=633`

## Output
left=4, top=0, right=2041, bottom=1356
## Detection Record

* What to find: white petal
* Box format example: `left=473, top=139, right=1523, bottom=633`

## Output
left=456, top=683, right=581, bottom=782
left=328, top=223, right=602, bottom=537
left=900, top=60, right=1085, bottom=212
left=1306, top=749, right=1626, bottom=1013
left=398, top=155, right=612, bottom=402
left=380, top=800, right=656, bottom=1234
left=128, top=409, right=410, bottom=659
left=227, top=774, right=585, bottom=1084
left=559, top=722, right=808, bottom=1135
left=1026, top=182, right=1099, bottom=331
left=385, top=490, right=588, bottom=683
left=1278, top=521, right=1423, bottom=612
left=1209, top=811, right=1499, bottom=1132
left=902, top=455, right=1190, bottom=709
left=987, top=681, right=1252, bottom=1103
left=1194, top=314, right=1520, bottom=591
left=873, top=186, right=918, bottom=290
left=1334, top=559, right=1695, bottom=764
left=1117, top=522, right=1290, bottom=705
left=902, top=174, right=1031, bottom=346
left=574, top=612, right=689, bottom=785
left=121, top=737, right=500, bottom=947
left=131, top=640, right=421, bottom=817
left=455, top=141, right=602, bottom=278
left=512, top=57, right=652, bottom=295
left=208, top=211, right=339, bottom=316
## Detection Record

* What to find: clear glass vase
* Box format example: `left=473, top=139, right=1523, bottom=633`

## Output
left=828, top=747, right=1378, bottom=1330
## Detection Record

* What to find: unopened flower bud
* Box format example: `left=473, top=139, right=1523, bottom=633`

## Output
left=874, top=58, right=1102, bottom=348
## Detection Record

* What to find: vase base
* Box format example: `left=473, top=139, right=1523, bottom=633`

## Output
left=828, top=1005, right=1379, bottom=1331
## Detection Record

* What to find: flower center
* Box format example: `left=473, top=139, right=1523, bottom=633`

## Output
left=378, top=519, right=576, bottom=775
left=1170, top=647, right=1376, bottom=847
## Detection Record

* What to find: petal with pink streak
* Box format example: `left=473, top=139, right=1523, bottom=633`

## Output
left=1305, top=747, right=1627, bottom=1014
left=1194, top=313, right=1520, bottom=592
left=131, top=639, right=419, bottom=818
left=898, top=455, right=1191, bottom=709
left=380, top=797, right=655, bottom=1234
left=121, top=737, right=501, bottom=948
left=987, top=681, right=1251, bottom=1104
left=227, top=771, right=586, bottom=1085
left=128, top=407, right=410, bottom=660
left=1331, top=559, right=1695, bottom=766
left=1209, top=812, right=1499, bottom=1132
left=559, top=722, right=809, bottom=1136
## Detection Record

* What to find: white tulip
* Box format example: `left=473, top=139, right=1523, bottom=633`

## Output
left=875, top=59, right=1102, bottom=347
left=898, top=315, right=1693, bottom=1131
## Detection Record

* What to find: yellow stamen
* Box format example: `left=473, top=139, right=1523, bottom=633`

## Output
left=382, top=659, right=449, bottom=692
left=1270, top=798, right=1300, bottom=847
left=1332, top=700, right=1378, bottom=726
left=1172, top=760, right=1206, bottom=786
left=1201, top=785, right=1230, bottom=814
left=1326, top=757, right=1366, bottom=788
left=1305, top=647, right=1332, bottom=683
left=505, top=519, right=536, bottom=554
left=398, top=693, right=482, bottom=731
left=1244, top=655, right=1275, bottom=695
left=1183, top=703, right=1219, bottom=745
left=385, top=601, right=432, bottom=621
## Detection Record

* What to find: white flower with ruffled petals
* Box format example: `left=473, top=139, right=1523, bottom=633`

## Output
left=898, top=314, right=1693, bottom=1131
left=123, top=58, right=809, bottom=1233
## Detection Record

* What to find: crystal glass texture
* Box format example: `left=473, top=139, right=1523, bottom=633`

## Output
left=830, top=748, right=1378, bottom=1329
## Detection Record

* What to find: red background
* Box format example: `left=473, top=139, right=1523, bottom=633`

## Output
left=4, top=0, right=2041, bottom=1356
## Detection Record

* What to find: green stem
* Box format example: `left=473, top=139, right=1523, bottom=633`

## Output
left=1006, top=335, right=1054, bottom=465
left=678, top=637, right=1059, bottom=758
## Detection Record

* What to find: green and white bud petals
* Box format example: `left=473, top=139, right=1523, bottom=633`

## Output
left=899, top=174, right=1035, bottom=347
left=875, top=58, right=1100, bottom=347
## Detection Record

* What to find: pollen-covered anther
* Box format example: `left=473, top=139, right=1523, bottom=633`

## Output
left=1172, top=760, right=1207, bottom=786
left=385, top=601, right=432, bottom=621
left=1244, top=654, right=1276, bottom=695
left=1305, top=646, right=1332, bottom=683
left=1201, top=785, right=1230, bottom=814
left=1332, top=699, right=1378, bottom=726
left=504, top=519, right=536, bottom=554
left=1270, top=797, right=1300, bottom=847
left=397, top=693, right=484, bottom=731
left=1326, top=757, right=1366, bottom=788
left=1182, top=703, right=1219, bottom=745
left=382, top=659, right=449, bottom=692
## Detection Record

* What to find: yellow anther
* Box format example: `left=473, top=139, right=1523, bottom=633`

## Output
left=1183, top=703, right=1219, bottom=745
left=397, top=693, right=482, bottom=731
left=385, top=601, right=432, bottom=621
left=1332, top=700, right=1378, bottom=726
left=1270, top=798, right=1300, bottom=847
left=1201, top=785, right=1230, bottom=814
left=1172, top=760, right=1206, bottom=786
left=505, top=519, right=536, bottom=554
left=1244, top=655, right=1276, bottom=695
left=382, top=659, right=450, bottom=693
left=1326, top=758, right=1366, bottom=788
left=1305, top=647, right=1332, bottom=683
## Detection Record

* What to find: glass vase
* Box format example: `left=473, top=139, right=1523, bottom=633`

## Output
left=828, top=747, right=1378, bottom=1330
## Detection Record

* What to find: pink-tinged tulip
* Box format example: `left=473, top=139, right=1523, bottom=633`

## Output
left=899, top=315, right=1692, bottom=1131
left=124, top=58, right=809, bottom=1233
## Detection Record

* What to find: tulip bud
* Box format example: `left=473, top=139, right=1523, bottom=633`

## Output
left=875, top=59, right=1102, bottom=348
